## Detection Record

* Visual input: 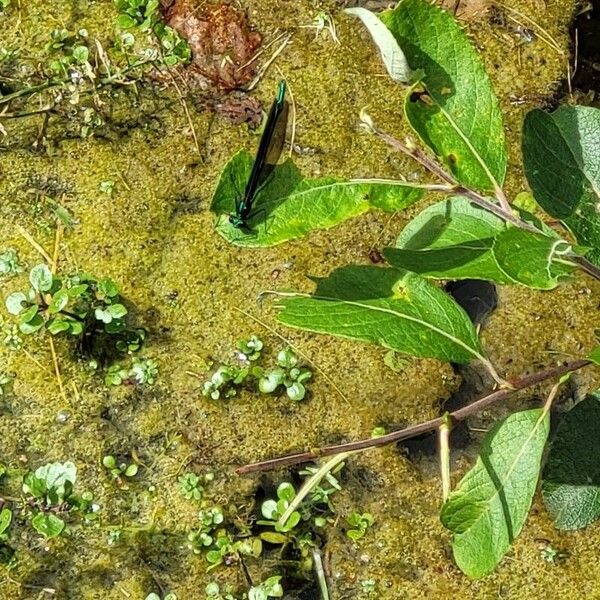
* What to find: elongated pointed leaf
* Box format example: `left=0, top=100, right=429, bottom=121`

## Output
left=210, top=151, right=423, bottom=247
left=344, top=7, right=413, bottom=83
left=385, top=198, right=575, bottom=288
left=441, top=409, right=549, bottom=578
left=385, top=197, right=512, bottom=282
left=523, top=105, right=600, bottom=266
left=274, top=265, right=486, bottom=364
left=491, top=227, right=574, bottom=289
left=380, top=0, right=506, bottom=191
left=542, top=393, right=600, bottom=530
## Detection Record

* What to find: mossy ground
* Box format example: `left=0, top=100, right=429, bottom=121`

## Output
left=1, top=0, right=600, bottom=598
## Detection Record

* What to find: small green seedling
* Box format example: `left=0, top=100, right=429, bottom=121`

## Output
left=202, top=339, right=312, bottom=401
left=259, top=482, right=301, bottom=533
left=131, top=357, right=159, bottom=384
left=22, top=462, right=95, bottom=538
left=205, top=534, right=262, bottom=570
left=114, top=0, right=190, bottom=65
left=237, top=335, right=263, bottom=361
left=178, top=471, right=214, bottom=501
left=4, top=266, right=147, bottom=379
left=206, top=577, right=283, bottom=600
left=248, top=576, right=284, bottom=600
left=0, top=249, right=23, bottom=278
left=99, top=180, right=115, bottom=195
left=202, top=365, right=250, bottom=400
left=346, top=511, right=375, bottom=541
left=187, top=506, right=225, bottom=553
left=102, top=455, right=138, bottom=483
left=259, top=348, right=312, bottom=401
left=145, top=593, right=177, bottom=600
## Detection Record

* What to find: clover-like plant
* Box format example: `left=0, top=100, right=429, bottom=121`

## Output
left=258, top=349, right=312, bottom=401
left=22, top=461, right=95, bottom=538
left=0, top=249, right=23, bottom=278
left=178, top=472, right=214, bottom=501
left=102, top=455, right=139, bottom=486
left=346, top=511, right=375, bottom=541
left=113, top=0, right=191, bottom=66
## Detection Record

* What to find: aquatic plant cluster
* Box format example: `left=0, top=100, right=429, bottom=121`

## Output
left=0, top=0, right=600, bottom=597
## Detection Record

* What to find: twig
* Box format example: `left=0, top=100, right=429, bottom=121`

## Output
left=166, top=70, right=202, bottom=157
left=17, top=225, right=53, bottom=264
left=312, top=548, right=330, bottom=600
left=245, top=34, right=293, bottom=91
left=236, top=359, right=589, bottom=474
left=49, top=224, right=68, bottom=406
left=278, top=452, right=350, bottom=528
left=439, top=413, right=451, bottom=503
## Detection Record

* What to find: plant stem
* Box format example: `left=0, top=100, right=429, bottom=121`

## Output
left=311, top=548, right=330, bottom=600
left=439, top=413, right=452, bottom=503
left=277, top=452, right=350, bottom=528
left=236, top=359, right=590, bottom=474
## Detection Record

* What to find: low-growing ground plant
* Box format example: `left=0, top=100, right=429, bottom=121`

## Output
left=200, top=337, right=313, bottom=402
left=4, top=263, right=150, bottom=383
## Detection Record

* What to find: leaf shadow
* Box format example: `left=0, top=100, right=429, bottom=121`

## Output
left=479, top=430, right=515, bottom=543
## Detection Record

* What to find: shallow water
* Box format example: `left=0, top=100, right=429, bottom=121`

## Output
left=1, top=0, right=600, bottom=598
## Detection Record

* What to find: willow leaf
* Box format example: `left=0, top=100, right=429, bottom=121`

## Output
left=543, top=393, right=600, bottom=530
left=523, top=105, right=600, bottom=266
left=210, top=151, right=423, bottom=247
left=380, top=0, right=506, bottom=191
left=441, top=409, right=549, bottom=578
left=273, top=265, right=486, bottom=365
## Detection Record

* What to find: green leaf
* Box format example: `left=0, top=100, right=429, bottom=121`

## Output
left=385, top=198, right=575, bottom=289
left=344, top=7, right=412, bottom=83
left=72, top=45, right=89, bottom=63
left=523, top=105, right=600, bottom=265
left=5, top=292, right=27, bottom=315
left=48, top=289, right=69, bottom=313
left=31, top=513, right=65, bottom=539
left=19, top=304, right=39, bottom=324
left=441, top=409, right=550, bottom=578
left=116, top=13, right=136, bottom=28
left=385, top=197, right=511, bottom=282
left=491, top=227, right=574, bottom=289
left=19, top=314, right=44, bottom=334
left=0, top=507, right=11, bottom=536
left=98, top=278, right=119, bottom=298
left=274, top=265, right=486, bottom=365
left=210, top=151, right=423, bottom=247
left=380, top=0, right=506, bottom=191
left=542, top=393, right=600, bottom=530
left=29, top=264, right=53, bottom=292
left=588, top=347, right=600, bottom=365
left=47, top=318, right=71, bottom=335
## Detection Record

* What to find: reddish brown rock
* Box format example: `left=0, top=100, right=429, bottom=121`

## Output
left=165, top=0, right=262, bottom=90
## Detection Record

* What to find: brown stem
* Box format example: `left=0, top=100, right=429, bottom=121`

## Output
left=236, top=359, right=590, bottom=474
left=571, top=255, right=600, bottom=282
